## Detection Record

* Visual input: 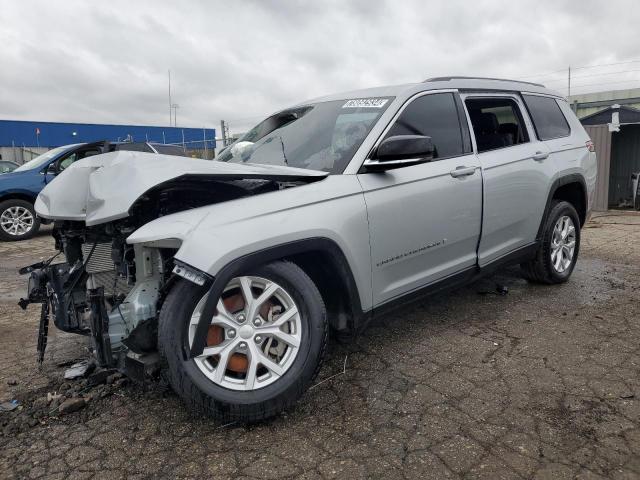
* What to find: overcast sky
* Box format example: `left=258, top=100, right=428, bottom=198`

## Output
left=1, top=0, right=639, bottom=133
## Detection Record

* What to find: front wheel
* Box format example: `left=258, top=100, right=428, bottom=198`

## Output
left=521, top=200, right=581, bottom=284
left=0, top=199, right=40, bottom=241
left=158, top=261, right=328, bottom=422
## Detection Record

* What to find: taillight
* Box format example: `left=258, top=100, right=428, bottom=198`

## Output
left=586, top=140, right=595, bottom=152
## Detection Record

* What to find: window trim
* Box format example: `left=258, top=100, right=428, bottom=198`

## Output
left=462, top=93, right=534, bottom=154
left=359, top=89, right=473, bottom=172
left=521, top=92, right=572, bottom=141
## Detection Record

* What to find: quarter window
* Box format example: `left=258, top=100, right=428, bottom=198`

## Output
left=523, top=94, right=571, bottom=140
left=385, top=93, right=466, bottom=159
left=465, top=98, right=529, bottom=153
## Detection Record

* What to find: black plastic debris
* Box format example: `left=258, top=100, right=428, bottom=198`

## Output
left=478, top=283, right=509, bottom=296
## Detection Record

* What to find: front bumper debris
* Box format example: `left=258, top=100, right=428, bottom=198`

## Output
left=19, top=256, right=113, bottom=366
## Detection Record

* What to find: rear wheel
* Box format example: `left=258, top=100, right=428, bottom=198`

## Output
left=159, top=261, right=327, bottom=422
left=521, top=200, right=580, bottom=284
left=0, top=199, right=40, bottom=241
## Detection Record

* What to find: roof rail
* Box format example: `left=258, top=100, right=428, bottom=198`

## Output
left=424, top=76, right=545, bottom=88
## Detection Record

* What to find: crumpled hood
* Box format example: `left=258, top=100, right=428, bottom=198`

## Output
left=35, top=151, right=328, bottom=226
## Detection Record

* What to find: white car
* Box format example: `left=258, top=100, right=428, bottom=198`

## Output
left=22, top=77, right=596, bottom=422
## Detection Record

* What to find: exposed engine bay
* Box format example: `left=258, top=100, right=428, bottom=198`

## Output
left=19, top=176, right=304, bottom=373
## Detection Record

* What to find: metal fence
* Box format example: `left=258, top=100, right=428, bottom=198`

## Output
left=0, top=146, right=48, bottom=165
left=162, top=139, right=216, bottom=159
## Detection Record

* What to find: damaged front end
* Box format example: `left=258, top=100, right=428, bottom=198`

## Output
left=20, top=151, right=327, bottom=377
left=20, top=222, right=176, bottom=374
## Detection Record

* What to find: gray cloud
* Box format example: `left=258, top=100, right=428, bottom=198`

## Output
left=1, top=0, right=639, bottom=134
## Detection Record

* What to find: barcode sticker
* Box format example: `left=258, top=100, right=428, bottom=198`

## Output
left=342, top=98, right=389, bottom=109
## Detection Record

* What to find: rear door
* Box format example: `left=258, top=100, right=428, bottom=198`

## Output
left=357, top=91, right=483, bottom=306
left=463, top=93, right=553, bottom=266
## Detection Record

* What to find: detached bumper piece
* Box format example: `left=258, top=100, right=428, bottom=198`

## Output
left=88, top=287, right=113, bottom=367
left=18, top=259, right=115, bottom=368
left=36, top=301, right=49, bottom=364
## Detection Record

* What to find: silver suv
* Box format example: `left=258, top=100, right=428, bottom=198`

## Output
left=22, top=77, right=596, bottom=422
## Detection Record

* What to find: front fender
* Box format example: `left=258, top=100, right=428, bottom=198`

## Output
left=127, top=176, right=372, bottom=311
left=126, top=207, right=210, bottom=248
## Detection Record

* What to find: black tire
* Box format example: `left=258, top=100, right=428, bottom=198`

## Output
left=0, top=199, right=40, bottom=242
left=158, top=260, right=328, bottom=422
left=521, top=200, right=581, bottom=284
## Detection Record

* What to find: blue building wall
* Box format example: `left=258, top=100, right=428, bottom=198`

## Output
left=0, top=119, right=215, bottom=149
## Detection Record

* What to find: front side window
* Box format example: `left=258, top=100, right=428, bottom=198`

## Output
left=385, top=93, right=465, bottom=159
left=523, top=94, right=571, bottom=140
left=466, top=98, right=529, bottom=153
left=58, top=148, right=101, bottom=171
left=218, top=97, right=393, bottom=174
left=58, top=152, right=77, bottom=170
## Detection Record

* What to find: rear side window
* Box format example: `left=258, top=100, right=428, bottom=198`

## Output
left=465, top=97, right=529, bottom=153
left=116, top=142, right=154, bottom=153
left=153, top=144, right=186, bottom=156
left=385, top=93, right=465, bottom=159
left=523, top=94, right=571, bottom=140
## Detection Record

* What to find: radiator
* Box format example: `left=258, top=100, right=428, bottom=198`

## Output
left=81, top=242, right=131, bottom=296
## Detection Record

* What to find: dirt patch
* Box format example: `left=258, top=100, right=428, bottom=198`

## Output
left=1, top=214, right=639, bottom=479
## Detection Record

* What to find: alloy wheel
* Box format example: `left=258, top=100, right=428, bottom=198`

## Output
left=188, top=276, right=302, bottom=391
left=0, top=206, right=35, bottom=237
left=550, top=215, right=576, bottom=273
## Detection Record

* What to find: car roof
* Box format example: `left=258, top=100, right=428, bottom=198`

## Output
left=298, top=77, right=563, bottom=106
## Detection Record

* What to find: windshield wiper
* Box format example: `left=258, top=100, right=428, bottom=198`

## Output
left=278, top=135, right=289, bottom=166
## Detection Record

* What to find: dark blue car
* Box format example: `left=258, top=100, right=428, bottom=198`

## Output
left=0, top=142, right=104, bottom=241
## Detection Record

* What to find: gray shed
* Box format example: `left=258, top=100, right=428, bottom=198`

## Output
left=581, top=105, right=640, bottom=210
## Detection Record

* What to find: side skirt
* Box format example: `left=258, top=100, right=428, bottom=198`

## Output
left=363, top=241, right=538, bottom=325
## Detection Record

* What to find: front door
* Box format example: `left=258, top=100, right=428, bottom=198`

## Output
left=357, top=91, right=483, bottom=306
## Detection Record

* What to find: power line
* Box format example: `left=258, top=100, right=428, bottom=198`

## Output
left=544, top=68, right=640, bottom=85
left=568, top=78, right=640, bottom=90
left=573, top=59, right=640, bottom=71
left=517, top=59, right=640, bottom=81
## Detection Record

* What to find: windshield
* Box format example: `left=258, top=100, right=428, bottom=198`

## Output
left=14, top=145, right=78, bottom=172
left=218, top=97, right=393, bottom=174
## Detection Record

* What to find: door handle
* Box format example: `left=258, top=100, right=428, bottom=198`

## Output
left=532, top=151, right=549, bottom=161
left=450, top=166, right=476, bottom=178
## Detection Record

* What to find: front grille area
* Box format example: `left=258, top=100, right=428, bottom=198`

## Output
left=81, top=242, right=131, bottom=296
left=82, top=242, right=115, bottom=274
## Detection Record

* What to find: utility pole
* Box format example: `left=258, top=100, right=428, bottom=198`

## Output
left=220, top=120, right=227, bottom=147
left=168, top=70, right=172, bottom=126
left=567, top=66, right=571, bottom=98
left=171, top=104, right=179, bottom=127
left=203, top=128, right=210, bottom=159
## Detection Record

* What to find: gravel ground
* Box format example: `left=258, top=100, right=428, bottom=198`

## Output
left=0, top=213, right=639, bottom=480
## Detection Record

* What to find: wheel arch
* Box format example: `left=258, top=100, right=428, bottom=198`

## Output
left=184, top=237, right=365, bottom=360
left=0, top=192, right=37, bottom=206
left=537, top=174, right=587, bottom=241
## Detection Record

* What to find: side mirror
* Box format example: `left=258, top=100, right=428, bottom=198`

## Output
left=364, top=135, right=434, bottom=171
left=45, top=164, right=58, bottom=175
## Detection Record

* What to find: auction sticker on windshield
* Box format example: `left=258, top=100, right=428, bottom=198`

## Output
left=342, top=98, right=389, bottom=108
